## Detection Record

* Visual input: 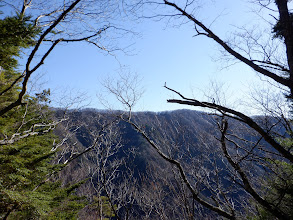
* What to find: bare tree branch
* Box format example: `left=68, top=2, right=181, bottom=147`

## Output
left=123, top=116, right=236, bottom=220
left=162, top=0, right=292, bottom=94
left=165, top=85, right=293, bottom=163
left=219, top=118, right=290, bottom=220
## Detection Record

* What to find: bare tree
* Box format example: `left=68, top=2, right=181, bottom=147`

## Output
left=50, top=108, right=144, bottom=219
left=0, top=0, right=135, bottom=117
left=104, top=1, right=293, bottom=219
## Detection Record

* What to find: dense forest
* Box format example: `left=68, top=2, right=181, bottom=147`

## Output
left=1, top=0, right=293, bottom=219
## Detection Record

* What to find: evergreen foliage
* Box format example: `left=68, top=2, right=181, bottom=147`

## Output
left=0, top=14, right=40, bottom=71
left=0, top=12, right=86, bottom=220
left=0, top=13, right=40, bottom=109
left=253, top=137, right=293, bottom=219
left=90, top=196, right=116, bottom=220
left=272, top=12, right=293, bottom=40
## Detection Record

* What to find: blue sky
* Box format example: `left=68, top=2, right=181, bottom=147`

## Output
left=16, top=0, right=281, bottom=112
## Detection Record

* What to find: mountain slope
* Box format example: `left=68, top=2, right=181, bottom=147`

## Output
left=54, top=109, right=284, bottom=219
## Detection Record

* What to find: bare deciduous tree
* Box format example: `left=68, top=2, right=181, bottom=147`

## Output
left=105, top=1, right=293, bottom=219
left=0, top=0, right=135, bottom=117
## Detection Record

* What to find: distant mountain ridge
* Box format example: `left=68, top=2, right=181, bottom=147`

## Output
left=54, top=108, right=282, bottom=219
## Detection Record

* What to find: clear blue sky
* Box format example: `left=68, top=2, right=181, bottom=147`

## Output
left=15, top=0, right=280, bottom=112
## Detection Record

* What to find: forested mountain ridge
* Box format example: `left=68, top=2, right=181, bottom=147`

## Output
left=54, top=108, right=284, bottom=219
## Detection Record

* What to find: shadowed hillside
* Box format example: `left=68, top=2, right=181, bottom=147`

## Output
left=52, top=109, right=284, bottom=219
